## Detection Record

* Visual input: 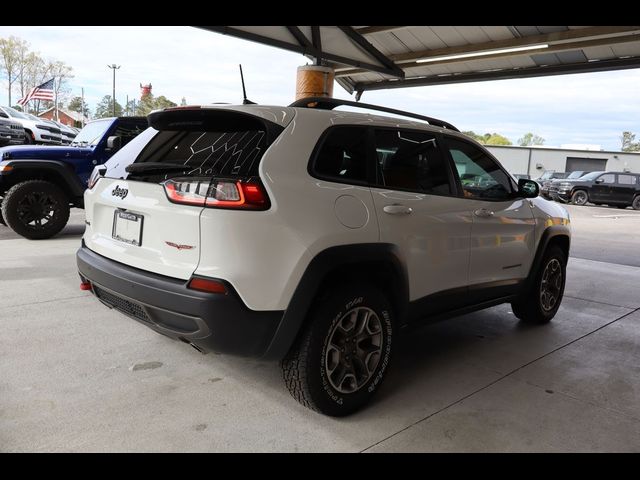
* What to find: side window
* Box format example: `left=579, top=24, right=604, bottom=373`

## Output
left=617, top=174, right=636, bottom=185
left=598, top=174, right=616, bottom=184
left=373, top=129, right=451, bottom=195
left=0, top=110, right=8, bottom=118
left=446, top=137, right=514, bottom=200
left=312, top=126, right=368, bottom=183
left=113, top=121, right=148, bottom=147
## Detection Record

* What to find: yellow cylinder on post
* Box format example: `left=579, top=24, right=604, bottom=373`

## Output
left=295, top=65, right=335, bottom=100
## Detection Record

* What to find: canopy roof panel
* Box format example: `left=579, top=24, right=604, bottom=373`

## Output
left=198, top=26, right=640, bottom=97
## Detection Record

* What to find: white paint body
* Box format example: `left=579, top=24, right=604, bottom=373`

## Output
left=83, top=105, right=570, bottom=311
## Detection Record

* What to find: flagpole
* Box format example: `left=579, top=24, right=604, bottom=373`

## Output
left=81, top=87, right=85, bottom=128
left=54, top=77, right=58, bottom=122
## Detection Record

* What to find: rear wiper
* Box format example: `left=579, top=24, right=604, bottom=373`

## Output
left=125, top=162, right=191, bottom=173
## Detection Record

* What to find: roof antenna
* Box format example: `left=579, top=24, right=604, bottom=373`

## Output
left=239, top=64, right=256, bottom=105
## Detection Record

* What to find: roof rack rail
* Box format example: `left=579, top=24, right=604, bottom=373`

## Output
left=289, top=96, right=459, bottom=132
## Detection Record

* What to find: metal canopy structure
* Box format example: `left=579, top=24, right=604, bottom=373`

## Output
left=198, top=26, right=640, bottom=98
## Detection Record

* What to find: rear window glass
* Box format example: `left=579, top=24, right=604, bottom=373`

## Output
left=119, top=109, right=284, bottom=183
left=135, top=129, right=267, bottom=178
left=618, top=174, right=637, bottom=185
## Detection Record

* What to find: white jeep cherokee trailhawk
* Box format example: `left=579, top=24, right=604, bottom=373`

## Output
left=77, top=97, right=570, bottom=416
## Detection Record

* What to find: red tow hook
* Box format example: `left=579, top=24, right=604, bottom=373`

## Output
left=80, top=280, right=92, bottom=291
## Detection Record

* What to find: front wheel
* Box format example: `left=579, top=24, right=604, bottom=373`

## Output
left=512, top=245, right=567, bottom=324
left=23, top=130, right=34, bottom=145
left=632, top=196, right=640, bottom=210
left=282, top=283, right=395, bottom=416
left=2, top=180, right=70, bottom=239
left=571, top=190, right=588, bottom=205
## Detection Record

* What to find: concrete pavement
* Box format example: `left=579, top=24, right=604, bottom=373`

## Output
left=1, top=205, right=639, bottom=452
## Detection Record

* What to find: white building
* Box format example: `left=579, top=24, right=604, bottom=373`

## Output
left=485, top=145, right=640, bottom=178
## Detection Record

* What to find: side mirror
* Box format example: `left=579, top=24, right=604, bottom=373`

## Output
left=518, top=178, right=539, bottom=198
left=595, top=178, right=604, bottom=184
left=106, top=135, right=122, bottom=152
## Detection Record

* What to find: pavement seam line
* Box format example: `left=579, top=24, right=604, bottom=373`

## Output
left=564, top=295, right=636, bottom=309
left=5, top=294, right=90, bottom=309
left=520, top=378, right=640, bottom=424
left=569, top=255, right=640, bottom=268
left=360, top=305, right=640, bottom=453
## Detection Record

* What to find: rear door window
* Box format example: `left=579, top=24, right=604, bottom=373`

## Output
left=373, top=129, right=452, bottom=195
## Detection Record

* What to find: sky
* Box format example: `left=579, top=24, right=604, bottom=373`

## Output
left=1, top=25, right=639, bottom=151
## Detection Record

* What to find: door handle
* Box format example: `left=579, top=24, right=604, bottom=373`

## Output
left=474, top=208, right=494, bottom=218
left=383, top=204, right=413, bottom=215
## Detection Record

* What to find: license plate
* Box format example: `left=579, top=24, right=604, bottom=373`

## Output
left=112, top=210, right=144, bottom=246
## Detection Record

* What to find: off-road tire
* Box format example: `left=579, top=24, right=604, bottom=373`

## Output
left=512, top=245, right=567, bottom=324
left=282, top=282, right=394, bottom=416
left=571, top=190, right=588, bottom=205
left=2, top=180, right=70, bottom=239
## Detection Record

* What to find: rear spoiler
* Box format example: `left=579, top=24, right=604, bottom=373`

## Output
left=148, top=108, right=284, bottom=144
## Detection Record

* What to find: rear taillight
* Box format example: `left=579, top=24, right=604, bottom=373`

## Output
left=163, top=177, right=269, bottom=210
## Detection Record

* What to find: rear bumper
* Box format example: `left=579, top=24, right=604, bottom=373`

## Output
left=76, top=244, right=284, bottom=358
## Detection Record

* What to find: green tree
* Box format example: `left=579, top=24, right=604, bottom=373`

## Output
left=68, top=96, right=89, bottom=117
left=518, top=132, right=545, bottom=146
left=620, top=131, right=640, bottom=152
left=463, top=130, right=512, bottom=145
left=20, top=52, right=49, bottom=113
left=48, top=60, right=74, bottom=106
left=124, top=99, right=136, bottom=116
left=0, top=36, right=28, bottom=106
left=136, top=93, right=177, bottom=116
left=484, top=133, right=512, bottom=145
left=462, top=130, right=484, bottom=142
left=95, top=95, right=123, bottom=118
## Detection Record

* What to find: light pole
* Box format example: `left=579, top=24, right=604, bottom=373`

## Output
left=107, top=64, right=121, bottom=117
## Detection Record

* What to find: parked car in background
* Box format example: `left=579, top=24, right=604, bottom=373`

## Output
left=549, top=171, right=640, bottom=209
left=538, top=171, right=570, bottom=198
left=0, top=116, right=148, bottom=237
left=545, top=171, right=590, bottom=199
left=23, top=113, right=63, bottom=145
left=0, top=106, right=61, bottom=145
left=54, top=121, right=78, bottom=145
left=0, top=118, right=25, bottom=146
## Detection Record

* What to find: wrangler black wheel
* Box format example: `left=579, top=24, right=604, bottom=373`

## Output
left=2, top=180, right=70, bottom=239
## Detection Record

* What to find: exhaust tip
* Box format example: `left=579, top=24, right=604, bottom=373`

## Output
left=179, top=337, right=206, bottom=354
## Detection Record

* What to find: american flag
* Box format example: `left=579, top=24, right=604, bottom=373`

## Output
left=18, top=78, right=55, bottom=106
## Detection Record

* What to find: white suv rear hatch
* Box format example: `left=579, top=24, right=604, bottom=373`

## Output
left=83, top=106, right=293, bottom=281
left=85, top=177, right=203, bottom=280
